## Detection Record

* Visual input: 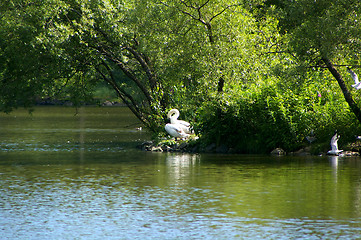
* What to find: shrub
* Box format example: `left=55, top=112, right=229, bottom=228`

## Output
left=195, top=82, right=361, bottom=154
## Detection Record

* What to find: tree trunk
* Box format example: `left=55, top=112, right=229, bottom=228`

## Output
left=322, top=57, right=361, bottom=123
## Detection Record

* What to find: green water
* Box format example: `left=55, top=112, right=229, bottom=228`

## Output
left=1, top=107, right=361, bottom=239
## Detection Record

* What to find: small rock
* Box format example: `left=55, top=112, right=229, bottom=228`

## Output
left=343, top=151, right=360, bottom=156
left=102, top=101, right=113, bottom=106
left=292, top=148, right=310, bottom=156
left=271, top=148, right=286, bottom=155
left=137, top=141, right=153, bottom=151
left=161, top=145, right=172, bottom=152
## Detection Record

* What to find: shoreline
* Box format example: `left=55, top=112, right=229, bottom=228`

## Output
left=35, top=98, right=126, bottom=107
left=137, top=140, right=361, bottom=157
left=33, top=100, right=361, bottom=157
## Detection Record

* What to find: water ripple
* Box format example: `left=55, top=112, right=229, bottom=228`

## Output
left=0, top=142, right=124, bottom=152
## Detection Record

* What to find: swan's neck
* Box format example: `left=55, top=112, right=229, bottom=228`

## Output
left=170, top=114, right=178, bottom=124
left=168, top=109, right=179, bottom=121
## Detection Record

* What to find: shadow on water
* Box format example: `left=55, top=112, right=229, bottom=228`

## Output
left=1, top=107, right=361, bottom=239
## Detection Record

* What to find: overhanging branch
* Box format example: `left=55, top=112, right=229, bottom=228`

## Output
left=322, top=57, right=361, bottom=124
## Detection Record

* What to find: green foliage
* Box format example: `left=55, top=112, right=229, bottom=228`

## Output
left=93, top=84, right=118, bottom=102
left=1, top=0, right=361, bottom=153
left=271, top=0, right=361, bottom=60
left=195, top=66, right=361, bottom=153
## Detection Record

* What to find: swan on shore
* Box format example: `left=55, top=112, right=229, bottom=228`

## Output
left=167, top=109, right=192, bottom=134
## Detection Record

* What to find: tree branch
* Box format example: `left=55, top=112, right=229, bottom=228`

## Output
left=95, top=63, right=148, bottom=126
left=124, top=45, right=157, bottom=90
left=89, top=43, right=153, bottom=106
left=308, top=64, right=361, bottom=69
left=322, top=57, right=361, bottom=123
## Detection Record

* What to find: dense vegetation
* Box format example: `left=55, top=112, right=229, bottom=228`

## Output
left=1, top=0, right=361, bottom=153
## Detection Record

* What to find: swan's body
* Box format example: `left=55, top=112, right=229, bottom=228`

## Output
left=347, top=68, right=361, bottom=90
left=165, top=123, right=189, bottom=139
left=167, top=109, right=192, bottom=134
left=327, top=132, right=343, bottom=155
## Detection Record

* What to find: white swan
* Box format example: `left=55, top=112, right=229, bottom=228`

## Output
left=347, top=68, right=361, bottom=90
left=165, top=123, right=189, bottom=139
left=167, top=109, right=192, bottom=134
left=327, top=132, right=343, bottom=155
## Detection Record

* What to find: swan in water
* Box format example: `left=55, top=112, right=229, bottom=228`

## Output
left=167, top=109, right=192, bottom=134
left=327, top=132, right=343, bottom=155
left=347, top=67, right=361, bottom=90
left=164, top=123, right=189, bottom=139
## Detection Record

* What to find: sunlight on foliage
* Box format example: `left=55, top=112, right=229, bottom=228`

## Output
left=1, top=0, right=361, bottom=152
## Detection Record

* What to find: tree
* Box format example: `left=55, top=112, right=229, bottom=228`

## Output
left=0, top=0, right=274, bottom=133
left=0, top=0, right=173, bottom=132
left=0, top=0, right=69, bottom=112
left=267, top=0, right=361, bottom=123
left=6, top=0, right=356, bottom=153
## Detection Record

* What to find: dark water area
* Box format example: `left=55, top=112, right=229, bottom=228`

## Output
left=1, top=107, right=361, bottom=239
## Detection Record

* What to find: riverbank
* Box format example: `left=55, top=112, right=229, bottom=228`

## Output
left=138, top=139, right=361, bottom=157
left=35, top=98, right=126, bottom=107
left=33, top=100, right=361, bottom=156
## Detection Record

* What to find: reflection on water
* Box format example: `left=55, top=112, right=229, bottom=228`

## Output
left=330, top=155, right=339, bottom=170
left=166, top=153, right=200, bottom=184
left=330, top=156, right=340, bottom=183
left=1, top=107, right=361, bottom=239
left=1, top=152, right=361, bottom=239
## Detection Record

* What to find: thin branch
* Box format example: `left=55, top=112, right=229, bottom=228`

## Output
left=100, top=62, right=140, bottom=111
left=95, top=64, right=147, bottom=126
left=90, top=28, right=157, bottom=101
left=322, top=57, right=361, bottom=123
left=124, top=46, right=157, bottom=90
left=307, top=64, right=361, bottom=69
left=178, top=7, right=207, bottom=25
left=108, top=56, right=153, bottom=105
left=89, top=44, right=153, bottom=105
left=209, top=4, right=240, bottom=22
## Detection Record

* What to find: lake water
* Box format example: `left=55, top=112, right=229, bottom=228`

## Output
left=1, top=107, right=361, bottom=239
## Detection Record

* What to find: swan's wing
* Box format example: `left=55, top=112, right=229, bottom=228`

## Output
left=170, top=118, right=190, bottom=127
left=165, top=123, right=188, bottom=138
left=177, top=120, right=190, bottom=127
left=347, top=68, right=359, bottom=84
left=165, top=123, right=182, bottom=133
left=176, top=120, right=194, bottom=134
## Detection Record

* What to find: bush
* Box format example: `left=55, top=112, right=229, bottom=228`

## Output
left=195, top=82, right=361, bottom=154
